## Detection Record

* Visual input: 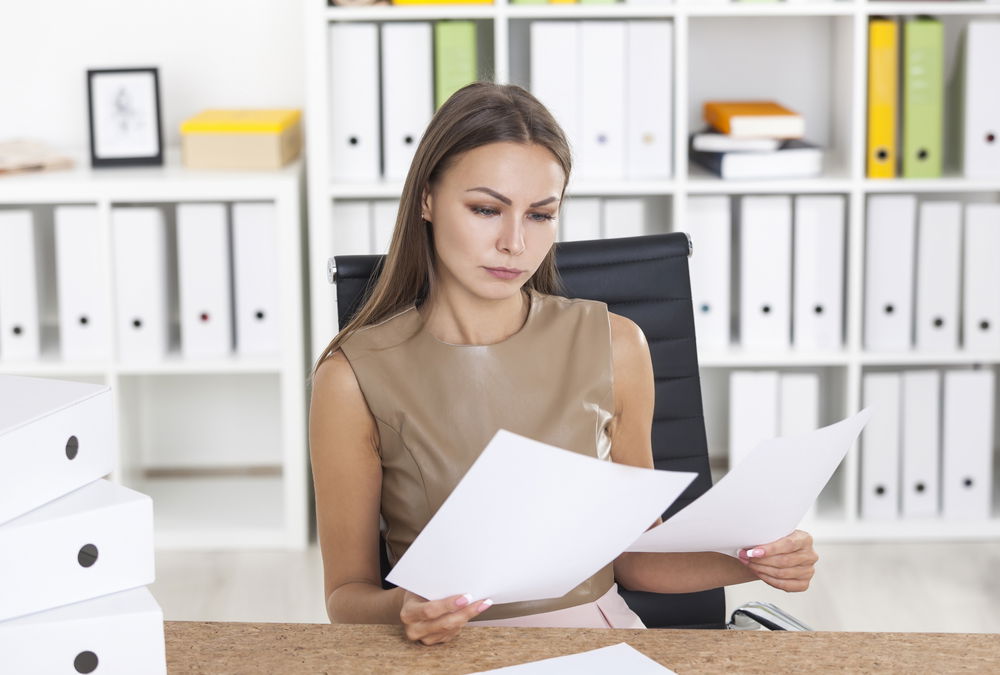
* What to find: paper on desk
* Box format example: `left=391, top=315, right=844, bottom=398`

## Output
left=473, top=643, right=676, bottom=674
left=386, top=430, right=696, bottom=605
left=627, top=408, right=871, bottom=557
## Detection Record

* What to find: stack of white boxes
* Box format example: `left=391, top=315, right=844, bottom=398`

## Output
left=0, top=374, right=165, bottom=674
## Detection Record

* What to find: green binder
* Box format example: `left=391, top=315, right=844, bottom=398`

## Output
left=903, top=17, right=944, bottom=178
left=435, top=22, right=478, bottom=110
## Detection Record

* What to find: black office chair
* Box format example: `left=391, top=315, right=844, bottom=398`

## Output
left=329, top=232, right=806, bottom=631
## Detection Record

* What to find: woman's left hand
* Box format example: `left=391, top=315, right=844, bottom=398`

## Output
left=737, top=530, right=818, bottom=592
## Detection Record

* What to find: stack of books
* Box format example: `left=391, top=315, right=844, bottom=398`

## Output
left=0, top=375, right=165, bottom=674
left=690, top=101, right=823, bottom=180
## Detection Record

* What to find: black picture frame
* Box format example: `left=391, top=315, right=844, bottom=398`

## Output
left=86, top=67, right=164, bottom=168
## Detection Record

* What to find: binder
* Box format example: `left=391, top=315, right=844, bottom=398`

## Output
left=942, top=370, right=995, bottom=520
left=901, top=370, right=940, bottom=518
left=0, top=479, right=154, bottom=622
left=867, top=18, right=898, bottom=178
left=381, top=23, right=433, bottom=182
left=961, top=22, right=1000, bottom=178
left=530, top=22, right=581, bottom=165
left=333, top=200, right=373, bottom=256
left=1, top=587, right=166, bottom=675
left=0, top=375, right=114, bottom=526
left=54, top=206, right=112, bottom=361
left=962, top=204, right=1000, bottom=352
left=739, top=196, right=792, bottom=349
left=111, top=207, right=170, bottom=362
left=0, top=210, right=42, bottom=360
left=861, top=372, right=901, bottom=520
left=779, top=373, right=819, bottom=437
left=434, top=21, right=478, bottom=110
left=232, top=202, right=280, bottom=356
left=729, top=370, right=778, bottom=469
left=625, top=21, right=672, bottom=180
left=864, top=195, right=916, bottom=351
left=915, top=201, right=961, bottom=352
left=176, top=203, right=233, bottom=358
left=601, top=198, right=645, bottom=240
left=578, top=21, right=626, bottom=179
left=329, top=23, right=380, bottom=182
left=902, top=17, right=943, bottom=178
left=372, top=200, right=400, bottom=255
left=685, top=196, right=731, bottom=349
left=792, top=196, right=844, bottom=351
left=559, top=197, right=601, bottom=242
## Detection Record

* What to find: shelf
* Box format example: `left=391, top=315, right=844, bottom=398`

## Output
left=863, top=176, right=1000, bottom=194
left=114, top=353, right=284, bottom=376
left=859, top=352, right=1000, bottom=367
left=698, top=348, right=852, bottom=368
left=686, top=2, right=854, bottom=18
left=810, top=517, right=1000, bottom=542
left=325, top=5, right=497, bottom=22
left=864, top=2, right=1000, bottom=17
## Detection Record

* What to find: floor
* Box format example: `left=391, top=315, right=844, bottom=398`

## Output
left=151, top=541, right=1000, bottom=633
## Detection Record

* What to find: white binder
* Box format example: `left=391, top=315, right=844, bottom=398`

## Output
left=0, top=479, right=154, bottom=622
left=333, top=200, right=373, bottom=256
left=578, top=21, right=626, bottom=179
left=942, top=369, right=995, bottom=520
left=0, top=210, right=42, bottom=360
left=559, top=197, right=601, bottom=242
left=530, top=22, right=580, bottom=171
left=793, top=196, right=844, bottom=351
left=176, top=203, right=232, bottom=359
left=729, top=370, right=779, bottom=469
left=602, top=198, right=645, bottom=239
left=780, top=373, right=820, bottom=519
left=915, top=201, right=961, bottom=352
left=381, top=23, right=433, bottom=182
left=864, top=195, right=917, bottom=352
left=111, top=207, right=170, bottom=362
left=329, top=23, right=380, bottom=182
left=232, top=202, right=280, bottom=356
left=901, top=370, right=940, bottom=519
left=962, top=204, right=1000, bottom=352
left=962, top=22, right=1000, bottom=178
left=739, top=196, right=792, bottom=349
left=0, top=375, right=114, bottom=526
left=1, top=587, right=166, bottom=675
left=860, top=372, right=901, bottom=520
left=625, top=21, right=673, bottom=180
left=685, top=196, right=731, bottom=349
left=372, top=200, right=400, bottom=255
left=54, top=206, right=112, bottom=361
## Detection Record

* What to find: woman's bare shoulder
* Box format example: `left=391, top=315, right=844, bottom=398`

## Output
left=608, top=312, right=648, bottom=355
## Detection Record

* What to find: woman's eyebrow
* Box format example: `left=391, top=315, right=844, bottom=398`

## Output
left=466, top=187, right=558, bottom=208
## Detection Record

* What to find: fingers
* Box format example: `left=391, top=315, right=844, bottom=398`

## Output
left=741, top=548, right=819, bottom=572
left=401, top=593, right=493, bottom=645
left=753, top=566, right=814, bottom=593
left=739, top=529, right=814, bottom=560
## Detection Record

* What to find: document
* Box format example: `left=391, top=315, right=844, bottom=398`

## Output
left=475, top=643, right=674, bottom=674
left=627, top=409, right=870, bottom=556
left=386, top=430, right=696, bottom=605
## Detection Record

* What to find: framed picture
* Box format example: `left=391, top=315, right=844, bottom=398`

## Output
left=87, top=67, right=163, bottom=167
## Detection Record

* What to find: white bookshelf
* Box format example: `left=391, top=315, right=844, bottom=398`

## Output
left=304, top=0, right=1000, bottom=542
left=0, top=149, right=310, bottom=549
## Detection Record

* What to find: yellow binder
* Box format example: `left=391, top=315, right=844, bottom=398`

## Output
left=867, top=18, right=898, bottom=179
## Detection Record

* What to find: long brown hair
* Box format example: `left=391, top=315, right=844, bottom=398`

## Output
left=314, top=81, right=572, bottom=370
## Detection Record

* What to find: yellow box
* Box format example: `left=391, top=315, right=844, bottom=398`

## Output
left=180, top=109, right=302, bottom=170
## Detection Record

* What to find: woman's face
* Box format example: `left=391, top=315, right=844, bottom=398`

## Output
left=422, top=141, right=564, bottom=302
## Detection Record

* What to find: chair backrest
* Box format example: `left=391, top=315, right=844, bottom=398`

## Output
left=331, top=232, right=725, bottom=629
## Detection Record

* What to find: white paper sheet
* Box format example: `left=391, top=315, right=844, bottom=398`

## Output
left=386, top=430, right=696, bottom=605
left=627, top=409, right=871, bottom=556
left=474, top=643, right=675, bottom=674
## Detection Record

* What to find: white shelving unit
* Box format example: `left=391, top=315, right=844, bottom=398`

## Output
left=304, top=0, right=1000, bottom=542
left=0, top=150, right=310, bottom=549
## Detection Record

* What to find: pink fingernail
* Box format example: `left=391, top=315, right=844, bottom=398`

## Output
left=477, top=599, right=494, bottom=612
left=748, top=548, right=765, bottom=558
left=455, top=594, right=472, bottom=608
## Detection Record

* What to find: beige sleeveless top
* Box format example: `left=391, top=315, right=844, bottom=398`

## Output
left=340, top=288, right=616, bottom=620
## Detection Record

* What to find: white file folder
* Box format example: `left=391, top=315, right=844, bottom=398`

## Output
left=962, top=22, right=1000, bottom=178
left=0, top=375, right=114, bottom=526
left=381, top=23, right=433, bottom=182
left=0, top=479, right=154, bottom=621
left=329, top=23, right=380, bottom=182
left=531, top=22, right=580, bottom=172
left=333, top=200, right=373, bottom=256
left=559, top=197, right=601, bottom=242
left=729, top=370, right=779, bottom=469
left=1, top=587, right=166, bottom=675
left=111, top=207, right=170, bottom=362
left=0, top=210, right=42, bottom=360
left=578, top=22, right=626, bottom=179
left=793, top=196, right=844, bottom=351
left=861, top=372, right=901, bottom=520
left=372, top=200, right=400, bottom=255
left=232, top=202, right=280, bottom=356
left=962, top=204, right=1000, bottom=352
left=625, top=21, right=673, bottom=180
left=740, top=196, right=792, bottom=349
left=176, top=204, right=233, bottom=359
left=864, top=195, right=917, bottom=352
left=685, top=196, right=731, bottom=349
left=602, top=198, right=645, bottom=239
left=901, top=370, right=940, bottom=518
left=942, top=369, right=995, bottom=520
left=915, top=202, right=961, bottom=352
left=54, top=206, right=112, bottom=361
left=780, top=372, right=820, bottom=520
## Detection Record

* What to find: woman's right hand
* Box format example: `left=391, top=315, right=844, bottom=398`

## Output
left=400, top=590, right=494, bottom=645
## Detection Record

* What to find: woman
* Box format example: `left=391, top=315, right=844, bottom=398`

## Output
left=310, top=82, right=818, bottom=645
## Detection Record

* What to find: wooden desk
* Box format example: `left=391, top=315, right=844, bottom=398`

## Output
left=165, top=621, right=1000, bottom=673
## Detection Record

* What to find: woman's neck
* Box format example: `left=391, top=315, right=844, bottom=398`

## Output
left=419, top=284, right=530, bottom=346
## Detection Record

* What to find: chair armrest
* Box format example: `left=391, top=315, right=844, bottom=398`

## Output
left=727, top=601, right=812, bottom=631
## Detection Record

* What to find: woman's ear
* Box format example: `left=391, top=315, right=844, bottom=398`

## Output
left=420, top=187, right=433, bottom=223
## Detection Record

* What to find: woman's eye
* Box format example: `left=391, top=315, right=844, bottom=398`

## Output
left=471, top=205, right=500, bottom=217
left=529, top=212, right=556, bottom=223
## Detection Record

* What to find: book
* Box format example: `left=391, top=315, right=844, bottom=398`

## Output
left=691, top=130, right=781, bottom=153
left=703, top=100, right=805, bottom=139
left=690, top=138, right=822, bottom=180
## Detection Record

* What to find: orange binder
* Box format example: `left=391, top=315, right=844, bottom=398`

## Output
left=867, top=18, right=898, bottom=178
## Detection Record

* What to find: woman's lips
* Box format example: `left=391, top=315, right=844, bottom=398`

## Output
left=484, top=267, right=524, bottom=280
